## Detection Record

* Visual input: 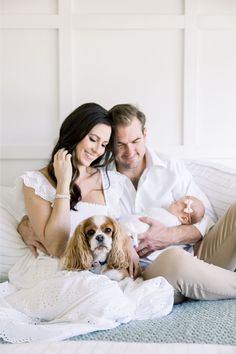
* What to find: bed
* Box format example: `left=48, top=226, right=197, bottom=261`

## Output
left=0, top=159, right=236, bottom=353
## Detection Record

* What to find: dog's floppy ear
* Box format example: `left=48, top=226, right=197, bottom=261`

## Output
left=62, top=223, right=93, bottom=270
left=107, top=219, right=130, bottom=270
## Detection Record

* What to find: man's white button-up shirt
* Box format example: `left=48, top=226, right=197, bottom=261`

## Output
left=113, top=147, right=216, bottom=237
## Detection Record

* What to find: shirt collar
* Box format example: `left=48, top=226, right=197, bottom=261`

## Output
left=145, top=146, right=167, bottom=169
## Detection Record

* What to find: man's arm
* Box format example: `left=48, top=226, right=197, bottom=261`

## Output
left=136, top=216, right=201, bottom=258
left=17, top=215, right=49, bottom=257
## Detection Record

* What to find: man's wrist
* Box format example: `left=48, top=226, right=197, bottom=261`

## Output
left=168, top=225, right=201, bottom=245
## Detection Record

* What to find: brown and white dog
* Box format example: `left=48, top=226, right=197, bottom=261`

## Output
left=62, top=215, right=136, bottom=281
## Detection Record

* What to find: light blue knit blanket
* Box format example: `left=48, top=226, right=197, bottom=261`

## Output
left=68, top=299, right=236, bottom=345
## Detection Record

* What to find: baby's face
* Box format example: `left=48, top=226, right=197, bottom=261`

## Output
left=168, top=198, right=191, bottom=224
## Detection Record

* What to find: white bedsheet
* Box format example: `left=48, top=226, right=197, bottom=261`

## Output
left=0, top=341, right=235, bottom=354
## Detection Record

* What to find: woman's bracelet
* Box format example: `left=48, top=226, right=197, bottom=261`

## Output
left=54, top=194, right=71, bottom=200
left=51, top=194, right=70, bottom=207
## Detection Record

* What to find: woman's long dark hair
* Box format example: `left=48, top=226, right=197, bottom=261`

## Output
left=47, top=103, right=114, bottom=210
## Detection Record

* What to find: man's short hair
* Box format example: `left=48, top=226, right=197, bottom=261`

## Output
left=109, top=104, right=146, bottom=133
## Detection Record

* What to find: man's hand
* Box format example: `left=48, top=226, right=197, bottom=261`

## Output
left=17, top=215, right=49, bottom=257
left=136, top=217, right=170, bottom=258
left=136, top=216, right=202, bottom=258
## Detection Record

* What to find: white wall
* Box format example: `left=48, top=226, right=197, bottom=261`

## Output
left=1, top=0, right=236, bottom=186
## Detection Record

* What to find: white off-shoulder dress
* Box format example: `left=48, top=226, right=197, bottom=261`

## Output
left=0, top=169, right=174, bottom=343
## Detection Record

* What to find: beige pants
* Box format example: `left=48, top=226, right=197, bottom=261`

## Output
left=143, top=203, right=236, bottom=303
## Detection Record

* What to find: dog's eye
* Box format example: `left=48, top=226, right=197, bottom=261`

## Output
left=86, top=229, right=95, bottom=237
left=104, top=227, right=112, bottom=234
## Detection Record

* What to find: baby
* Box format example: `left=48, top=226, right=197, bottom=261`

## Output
left=120, top=195, right=205, bottom=262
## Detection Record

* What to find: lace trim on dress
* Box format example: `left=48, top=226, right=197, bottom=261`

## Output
left=20, top=171, right=56, bottom=202
left=20, top=170, right=126, bottom=206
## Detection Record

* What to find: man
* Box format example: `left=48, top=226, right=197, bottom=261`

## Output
left=110, top=104, right=216, bottom=258
left=109, top=104, right=236, bottom=303
left=19, top=104, right=236, bottom=303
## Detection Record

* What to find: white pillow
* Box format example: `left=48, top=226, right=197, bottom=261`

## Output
left=0, top=186, right=29, bottom=282
left=185, top=160, right=236, bottom=219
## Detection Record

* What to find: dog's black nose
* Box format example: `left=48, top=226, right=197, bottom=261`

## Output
left=96, top=234, right=104, bottom=243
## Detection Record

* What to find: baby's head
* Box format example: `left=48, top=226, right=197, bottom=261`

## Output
left=168, top=196, right=205, bottom=225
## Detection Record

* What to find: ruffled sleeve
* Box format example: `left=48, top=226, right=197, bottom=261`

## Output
left=13, top=171, right=56, bottom=222
left=20, top=171, right=56, bottom=202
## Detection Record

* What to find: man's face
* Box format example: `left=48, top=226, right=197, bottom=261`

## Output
left=114, top=117, right=147, bottom=171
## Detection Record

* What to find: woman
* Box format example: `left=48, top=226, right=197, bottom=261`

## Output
left=0, top=103, right=173, bottom=343
left=20, top=102, right=133, bottom=258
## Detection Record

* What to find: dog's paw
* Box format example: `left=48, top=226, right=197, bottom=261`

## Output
left=103, top=269, right=126, bottom=282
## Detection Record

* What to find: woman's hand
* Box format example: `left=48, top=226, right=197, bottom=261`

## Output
left=17, top=215, right=49, bottom=257
left=128, top=246, right=140, bottom=279
left=53, top=148, right=72, bottom=187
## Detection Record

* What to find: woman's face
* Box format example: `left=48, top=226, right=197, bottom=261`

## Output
left=76, top=123, right=112, bottom=167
